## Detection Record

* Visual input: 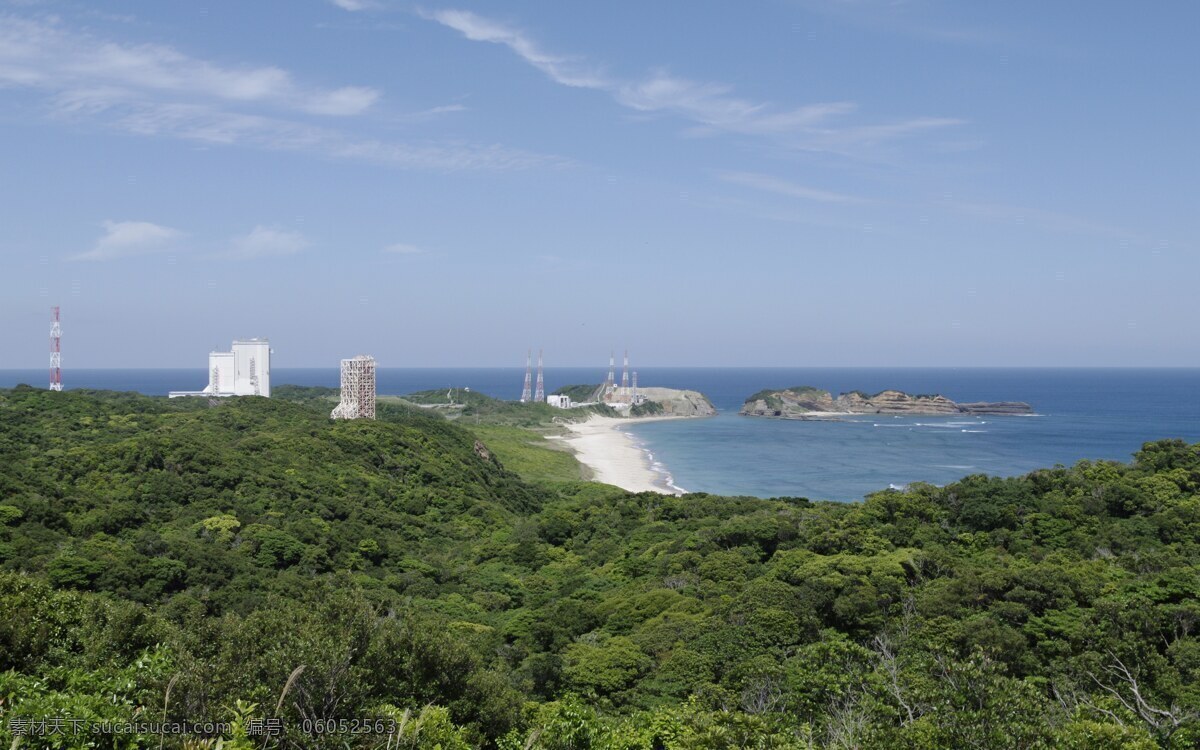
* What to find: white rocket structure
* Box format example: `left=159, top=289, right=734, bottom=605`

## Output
left=170, top=338, right=271, bottom=398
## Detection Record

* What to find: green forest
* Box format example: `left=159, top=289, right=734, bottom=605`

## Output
left=1, top=384, right=1198, bottom=748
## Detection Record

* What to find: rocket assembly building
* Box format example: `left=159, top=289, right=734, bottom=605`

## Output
left=169, top=338, right=271, bottom=398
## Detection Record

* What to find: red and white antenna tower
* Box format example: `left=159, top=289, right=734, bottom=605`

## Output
left=534, top=349, right=545, bottom=402
left=49, top=306, right=62, bottom=391
left=520, top=349, right=533, bottom=402
left=622, top=349, right=629, bottom=388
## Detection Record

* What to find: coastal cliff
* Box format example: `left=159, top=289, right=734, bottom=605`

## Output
left=631, top=387, right=717, bottom=417
left=740, top=386, right=1032, bottom=419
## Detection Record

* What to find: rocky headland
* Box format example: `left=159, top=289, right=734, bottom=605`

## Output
left=740, top=386, right=1032, bottom=419
left=627, top=387, right=717, bottom=417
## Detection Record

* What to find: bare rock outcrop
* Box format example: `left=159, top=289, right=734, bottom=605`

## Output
left=635, top=387, right=717, bottom=417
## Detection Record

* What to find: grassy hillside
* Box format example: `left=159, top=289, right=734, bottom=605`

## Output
left=465, top=424, right=586, bottom=484
left=552, top=384, right=602, bottom=402
left=1, top=385, right=1198, bottom=748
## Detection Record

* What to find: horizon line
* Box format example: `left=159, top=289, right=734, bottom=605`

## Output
left=3, top=365, right=1200, bottom=371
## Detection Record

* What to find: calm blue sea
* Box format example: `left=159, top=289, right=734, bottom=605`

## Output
left=2, top=368, right=1197, bottom=501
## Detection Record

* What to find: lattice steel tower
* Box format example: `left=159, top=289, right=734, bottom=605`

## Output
left=331, top=355, right=376, bottom=420
left=49, top=306, right=62, bottom=391
left=520, top=349, right=533, bottom=402
left=534, top=349, right=545, bottom=402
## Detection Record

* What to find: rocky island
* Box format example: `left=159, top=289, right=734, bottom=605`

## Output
left=740, top=386, right=1033, bottom=419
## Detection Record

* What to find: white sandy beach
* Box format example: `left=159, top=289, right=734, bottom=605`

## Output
left=556, top=415, right=692, bottom=495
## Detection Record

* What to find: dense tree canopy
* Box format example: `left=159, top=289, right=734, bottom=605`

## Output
left=1, top=385, right=1198, bottom=748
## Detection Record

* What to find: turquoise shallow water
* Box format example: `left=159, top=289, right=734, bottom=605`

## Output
left=3, top=367, right=1197, bottom=501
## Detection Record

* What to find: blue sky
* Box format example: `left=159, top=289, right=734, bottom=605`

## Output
left=1, top=0, right=1197, bottom=367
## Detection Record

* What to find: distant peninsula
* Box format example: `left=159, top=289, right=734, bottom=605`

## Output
left=740, top=386, right=1033, bottom=419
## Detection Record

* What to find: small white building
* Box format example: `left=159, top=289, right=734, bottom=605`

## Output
left=546, top=394, right=572, bottom=409
left=170, top=338, right=271, bottom=398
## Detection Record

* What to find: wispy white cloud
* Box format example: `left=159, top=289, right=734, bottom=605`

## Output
left=424, top=9, right=607, bottom=89
left=225, top=226, right=309, bottom=259
left=720, top=171, right=861, bottom=204
left=0, top=14, right=379, bottom=115
left=330, top=0, right=378, bottom=10
left=426, top=9, right=964, bottom=150
left=812, top=118, right=967, bottom=148
left=393, top=103, right=468, bottom=122
left=72, top=220, right=183, bottom=261
left=2, top=13, right=560, bottom=170
left=47, top=94, right=557, bottom=169
left=615, top=75, right=856, bottom=138
left=328, top=133, right=564, bottom=170
left=383, top=242, right=426, bottom=255
left=305, top=86, right=380, bottom=116
left=99, top=101, right=325, bottom=147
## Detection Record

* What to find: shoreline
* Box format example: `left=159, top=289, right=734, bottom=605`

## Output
left=741, top=410, right=1042, bottom=421
left=556, top=414, right=695, bottom=495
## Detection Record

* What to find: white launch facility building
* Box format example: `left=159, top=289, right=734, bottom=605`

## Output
left=169, top=339, right=271, bottom=398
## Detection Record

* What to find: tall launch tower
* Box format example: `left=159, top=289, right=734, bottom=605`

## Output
left=607, top=351, right=616, bottom=388
left=331, top=355, right=376, bottom=420
left=520, top=349, right=533, bottom=402
left=622, top=349, right=629, bottom=388
left=534, top=349, right=545, bottom=402
left=49, top=306, right=62, bottom=391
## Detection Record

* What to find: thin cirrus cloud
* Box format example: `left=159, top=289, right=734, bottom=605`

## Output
left=720, top=171, right=863, bottom=204
left=425, top=9, right=965, bottom=149
left=50, top=94, right=556, bottom=170
left=383, top=243, right=427, bottom=255
left=0, top=14, right=379, bottom=116
left=422, top=9, right=607, bottom=89
left=224, top=226, right=310, bottom=260
left=329, top=0, right=382, bottom=11
left=0, top=12, right=560, bottom=171
left=72, top=220, right=183, bottom=261
left=393, top=103, right=469, bottom=123
left=72, top=222, right=317, bottom=262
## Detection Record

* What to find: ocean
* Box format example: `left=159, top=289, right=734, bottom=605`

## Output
left=2, top=367, right=1197, bottom=501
